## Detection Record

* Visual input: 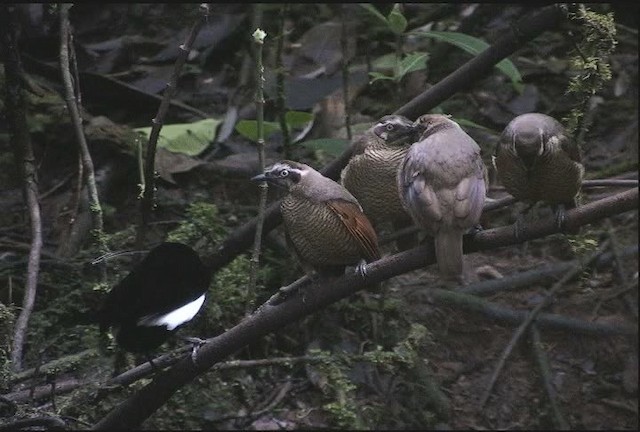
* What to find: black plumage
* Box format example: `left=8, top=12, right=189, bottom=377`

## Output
left=97, top=242, right=211, bottom=353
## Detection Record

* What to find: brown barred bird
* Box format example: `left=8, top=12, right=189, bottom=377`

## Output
left=493, top=113, right=584, bottom=237
left=251, top=160, right=380, bottom=278
left=397, top=114, right=487, bottom=283
left=341, top=115, right=422, bottom=250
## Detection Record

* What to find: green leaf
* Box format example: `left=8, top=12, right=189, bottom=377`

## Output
left=387, top=4, right=407, bottom=35
left=398, top=52, right=428, bottom=77
left=134, top=118, right=220, bottom=156
left=368, top=71, right=395, bottom=84
left=411, top=30, right=523, bottom=90
left=284, top=110, right=314, bottom=128
left=372, top=53, right=397, bottom=70
left=235, top=120, right=280, bottom=142
left=299, top=138, right=349, bottom=157
left=359, top=4, right=388, bottom=27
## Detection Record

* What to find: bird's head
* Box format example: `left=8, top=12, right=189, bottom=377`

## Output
left=509, top=121, right=546, bottom=168
left=372, top=115, right=419, bottom=146
left=413, top=114, right=457, bottom=138
left=251, top=160, right=309, bottom=190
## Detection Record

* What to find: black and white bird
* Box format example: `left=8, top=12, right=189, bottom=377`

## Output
left=96, top=242, right=211, bottom=355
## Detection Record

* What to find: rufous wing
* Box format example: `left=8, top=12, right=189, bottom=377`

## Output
left=326, top=199, right=381, bottom=262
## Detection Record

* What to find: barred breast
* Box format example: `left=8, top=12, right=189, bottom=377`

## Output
left=496, top=150, right=583, bottom=205
left=280, top=195, right=364, bottom=267
left=341, top=145, right=410, bottom=227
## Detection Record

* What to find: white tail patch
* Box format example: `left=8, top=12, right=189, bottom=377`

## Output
left=138, top=294, right=206, bottom=331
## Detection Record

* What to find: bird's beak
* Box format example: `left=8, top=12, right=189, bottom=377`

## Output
left=251, top=173, right=268, bottom=183
left=373, top=125, right=388, bottom=140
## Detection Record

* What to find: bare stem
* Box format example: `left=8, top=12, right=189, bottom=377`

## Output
left=529, top=325, right=571, bottom=430
left=247, top=26, right=268, bottom=316
left=59, top=3, right=107, bottom=261
left=2, top=4, right=44, bottom=372
left=136, top=3, right=210, bottom=248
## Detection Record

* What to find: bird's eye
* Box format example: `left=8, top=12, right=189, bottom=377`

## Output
left=280, top=169, right=289, bottom=177
left=386, top=124, right=394, bottom=131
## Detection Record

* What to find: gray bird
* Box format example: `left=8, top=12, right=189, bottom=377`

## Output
left=341, top=115, right=422, bottom=250
left=251, top=160, right=380, bottom=278
left=397, top=114, right=487, bottom=282
left=493, top=113, right=584, bottom=236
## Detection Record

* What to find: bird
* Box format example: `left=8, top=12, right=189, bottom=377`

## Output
left=96, top=242, right=211, bottom=359
left=340, top=115, right=422, bottom=250
left=251, top=160, right=380, bottom=279
left=397, top=114, right=487, bottom=283
left=493, top=113, right=584, bottom=237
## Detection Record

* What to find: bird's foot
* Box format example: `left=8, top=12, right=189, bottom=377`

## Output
left=178, top=336, right=207, bottom=364
left=513, top=214, right=526, bottom=241
left=554, top=204, right=567, bottom=231
left=468, top=224, right=484, bottom=236
left=355, top=259, right=368, bottom=277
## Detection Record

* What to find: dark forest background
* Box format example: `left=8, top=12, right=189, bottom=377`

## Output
left=0, top=3, right=638, bottom=430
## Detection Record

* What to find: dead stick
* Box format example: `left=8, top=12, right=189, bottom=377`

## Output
left=529, top=325, right=570, bottom=430
left=478, top=241, right=609, bottom=409
left=136, top=3, right=210, bottom=247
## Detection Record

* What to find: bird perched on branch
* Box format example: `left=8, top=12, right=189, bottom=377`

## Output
left=493, top=113, right=584, bottom=237
left=397, top=114, right=487, bottom=283
left=341, top=115, right=422, bottom=250
left=96, top=242, right=211, bottom=362
left=251, top=160, right=380, bottom=279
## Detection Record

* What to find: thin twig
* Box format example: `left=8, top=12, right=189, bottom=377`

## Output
left=136, top=3, right=210, bottom=248
left=478, top=241, right=609, bottom=409
left=529, top=325, right=570, bottom=430
left=490, top=178, right=639, bottom=193
left=0, top=416, right=67, bottom=432
left=247, top=27, right=268, bottom=316
left=604, top=219, right=638, bottom=319
left=59, top=3, right=107, bottom=271
left=380, top=195, right=516, bottom=246
left=600, top=398, right=639, bottom=415
left=401, top=243, right=638, bottom=297
left=2, top=4, right=44, bottom=372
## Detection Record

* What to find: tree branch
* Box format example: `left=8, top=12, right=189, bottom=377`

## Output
left=2, top=4, right=44, bottom=372
left=92, top=188, right=637, bottom=429
left=59, top=3, right=106, bottom=258
left=206, top=4, right=567, bottom=274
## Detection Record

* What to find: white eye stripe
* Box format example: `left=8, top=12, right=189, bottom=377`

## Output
left=137, top=293, right=206, bottom=331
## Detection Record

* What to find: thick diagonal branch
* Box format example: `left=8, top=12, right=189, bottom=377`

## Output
left=206, top=4, right=567, bottom=274
left=92, top=188, right=637, bottom=429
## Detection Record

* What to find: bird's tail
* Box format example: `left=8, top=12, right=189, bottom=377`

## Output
left=434, top=230, right=464, bottom=282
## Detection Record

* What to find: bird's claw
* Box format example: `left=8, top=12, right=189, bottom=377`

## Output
left=554, top=205, right=567, bottom=231
left=468, top=224, right=484, bottom=236
left=355, top=260, right=368, bottom=277
left=181, top=337, right=206, bottom=364
left=513, top=215, right=525, bottom=241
